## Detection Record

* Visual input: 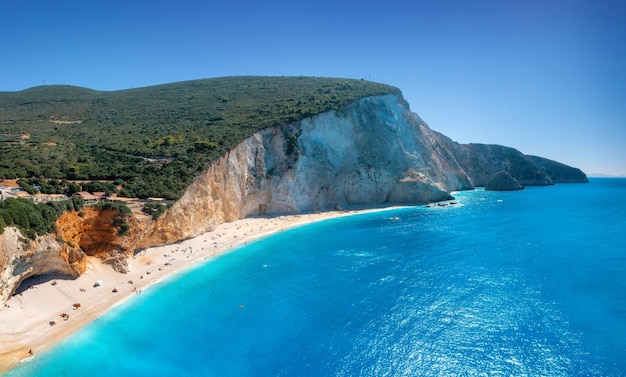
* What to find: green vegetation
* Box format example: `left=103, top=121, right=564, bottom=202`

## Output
left=0, top=76, right=399, bottom=200
left=16, top=179, right=37, bottom=195
left=113, top=216, right=130, bottom=236
left=0, top=197, right=83, bottom=240
left=142, top=202, right=167, bottom=220
left=10, top=178, right=113, bottom=197
left=93, top=202, right=132, bottom=236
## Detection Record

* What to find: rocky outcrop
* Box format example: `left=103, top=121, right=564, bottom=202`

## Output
left=56, top=207, right=147, bottom=273
left=485, top=171, right=524, bottom=191
left=0, top=227, right=86, bottom=304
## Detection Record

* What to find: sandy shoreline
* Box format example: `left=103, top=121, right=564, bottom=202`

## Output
left=0, top=206, right=403, bottom=374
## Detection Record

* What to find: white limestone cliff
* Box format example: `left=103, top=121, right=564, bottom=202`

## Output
left=136, top=94, right=473, bottom=247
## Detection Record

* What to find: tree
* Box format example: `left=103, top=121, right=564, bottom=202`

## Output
left=66, top=182, right=81, bottom=195
left=81, top=181, right=117, bottom=195
left=16, top=179, right=37, bottom=195
left=142, top=202, right=167, bottom=220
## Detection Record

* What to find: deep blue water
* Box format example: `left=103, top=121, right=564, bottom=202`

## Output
left=5, top=178, right=626, bottom=376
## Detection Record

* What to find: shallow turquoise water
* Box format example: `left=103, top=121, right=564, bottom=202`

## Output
left=5, top=179, right=626, bottom=376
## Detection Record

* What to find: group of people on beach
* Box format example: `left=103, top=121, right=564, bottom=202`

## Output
left=49, top=303, right=81, bottom=326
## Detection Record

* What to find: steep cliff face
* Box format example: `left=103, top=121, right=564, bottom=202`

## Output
left=137, top=94, right=474, bottom=247
left=0, top=227, right=86, bottom=304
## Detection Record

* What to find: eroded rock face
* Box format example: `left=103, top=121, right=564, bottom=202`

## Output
left=136, top=95, right=475, bottom=247
left=56, top=208, right=143, bottom=258
left=0, top=227, right=86, bottom=304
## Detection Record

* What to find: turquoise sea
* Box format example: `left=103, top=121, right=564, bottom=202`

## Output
left=5, top=178, right=626, bottom=376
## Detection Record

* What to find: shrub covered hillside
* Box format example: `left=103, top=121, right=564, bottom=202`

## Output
left=0, top=76, right=399, bottom=200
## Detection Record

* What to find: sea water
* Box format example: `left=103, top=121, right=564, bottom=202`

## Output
left=4, top=178, right=626, bottom=376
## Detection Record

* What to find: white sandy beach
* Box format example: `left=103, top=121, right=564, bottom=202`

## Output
left=0, top=207, right=401, bottom=374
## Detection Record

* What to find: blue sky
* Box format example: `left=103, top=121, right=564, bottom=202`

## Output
left=2, top=0, right=625, bottom=176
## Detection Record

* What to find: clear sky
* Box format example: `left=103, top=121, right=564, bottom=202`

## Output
left=2, top=0, right=625, bottom=176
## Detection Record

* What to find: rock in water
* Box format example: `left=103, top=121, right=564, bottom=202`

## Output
left=485, top=171, right=524, bottom=191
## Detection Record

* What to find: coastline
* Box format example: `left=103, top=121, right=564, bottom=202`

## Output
left=0, top=206, right=405, bottom=375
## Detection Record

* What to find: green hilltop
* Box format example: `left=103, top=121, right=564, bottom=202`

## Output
left=0, top=76, right=399, bottom=200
